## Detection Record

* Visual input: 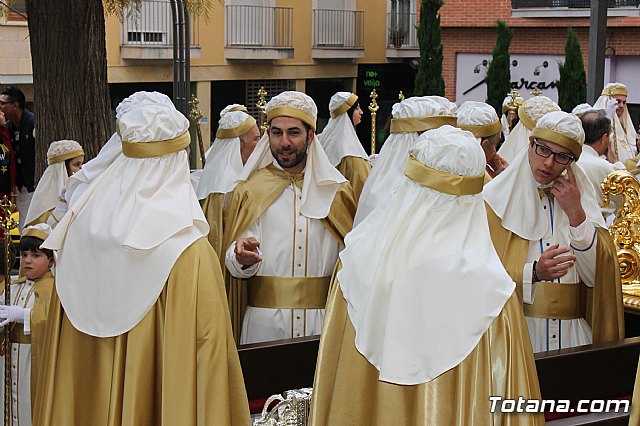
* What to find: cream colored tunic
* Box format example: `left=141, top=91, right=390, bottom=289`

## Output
left=522, top=194, right=598, bottom=352
left=577, top=145, right=623, bottom=219
left=225, top=178, right=341, bottom=344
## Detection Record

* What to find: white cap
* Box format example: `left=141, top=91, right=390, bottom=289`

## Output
left=329, top=92, right=358, bottom=118
left=531, top=110, right=585, bottom=159
left=572, top=103, right=592, bottom=116
left=46, top=140, right=84, bottom=165
left=220, top=104, right=249, bottom=118
left=266, top=91, right=318, bottom=130
left=457, top=101, right=501, bottom=138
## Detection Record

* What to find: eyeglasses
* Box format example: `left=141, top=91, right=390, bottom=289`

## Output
left=532, top=139, right=575, bottom=165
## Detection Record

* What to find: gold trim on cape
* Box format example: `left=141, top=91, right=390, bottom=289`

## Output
left=222, top=165, right=356, bottom=343
left=390, top=116, right=457, bottom=133
left=247, top=276, right=331, bottom=309
left=121, top=131, right=191, bottom=158
left=530, top=127, right=582, bottom=159
left=47, top=149, right=85, bottom=165
left=458, top=120, right=502, bottom=138
left=267, top=106, right=316, bottom=130
left=330, top=93, right=358, bottom=118
left=216, top=116, right=257, bottom=139
left=404, top=155, right=484, bottom=196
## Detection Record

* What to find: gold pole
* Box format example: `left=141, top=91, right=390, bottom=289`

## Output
left=398, top=91, right=405, bottom=101
left=257, top=87, right=268, bottom=136
left=504, top=89, right=523, bottom=133
left=188, top=94, right=207, bottom=168
left=0, top=196, right=17, bottom=426
left=368, top=89, right=379, bottom=155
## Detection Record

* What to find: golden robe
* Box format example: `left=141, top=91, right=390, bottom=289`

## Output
left=32, top=238, right=250, bottom=426
left=485, top=204, right=624, bottom=344
left=201, top=192, right=226, bottom=258
left=309, top=277, right=544, bottom=425
left=336, top=156, right=370, bottom=202
left=222, top=164, right=356, bottom=343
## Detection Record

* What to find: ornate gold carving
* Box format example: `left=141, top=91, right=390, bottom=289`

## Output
left=368, top=89, right=379, bottom=155
left=504, top=89, right=523, bottom=132
left=602, top=170, right=640, bottom=293
left=257, top=87, right=268, bottom=136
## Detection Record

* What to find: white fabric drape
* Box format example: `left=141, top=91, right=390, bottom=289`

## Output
left=340, top=125, right=514, bottom=385
left=43, top=92, right=208, bottom=338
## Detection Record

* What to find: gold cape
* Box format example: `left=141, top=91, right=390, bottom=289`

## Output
left=485, top=203, right=624, bottom=343
left=29, top=271, right=55, bottom=406
left=222, top=164, right=356, bottom=343
left=32, top=238, right=251, bottom=426
left=201, top=192, right=226, bottom=258
left=336, top=156, right=370, bottom=203
left=309, top=269, right=543, bottom=425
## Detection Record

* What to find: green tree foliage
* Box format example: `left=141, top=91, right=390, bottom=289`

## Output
left=557, top=27, right=587, bottom=112
left=486, top=20, right=513, bottom=116
left=415, top=0, right=445, bottom=96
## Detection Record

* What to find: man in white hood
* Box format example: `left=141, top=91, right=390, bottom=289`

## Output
left=485, top=110, right=624, bottom=353
left=198, top=104, right=260, bottom=256
left=222, top=91, right=356, bottom=344
left=594, top=82, right=638, bottom=163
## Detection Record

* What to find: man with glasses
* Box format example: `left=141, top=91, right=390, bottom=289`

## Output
left=0, top=87, right=35, bottom=231
left=484, top=110, right=623, bottom=353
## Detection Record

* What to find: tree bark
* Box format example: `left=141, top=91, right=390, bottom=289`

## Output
left=27, top=0, right=112, bottom=181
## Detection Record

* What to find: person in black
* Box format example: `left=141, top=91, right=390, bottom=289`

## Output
left=0, top=87, right=35, bottom=231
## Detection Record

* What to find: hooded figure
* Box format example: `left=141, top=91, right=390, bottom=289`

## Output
left=317, top=91, right=370, bottom=201
left=34, top=92, right=250, bottom=425
left=310, top=125, right=542, bottom=425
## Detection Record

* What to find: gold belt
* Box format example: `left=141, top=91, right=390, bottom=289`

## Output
left=523, top=281, right=585, bottom=320
left=247, top=276, right=331, bottom=309
left=9, top=324, right=31, bottom=344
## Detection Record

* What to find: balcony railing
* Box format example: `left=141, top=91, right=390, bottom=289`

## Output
left=512, top=0, right=639, bottom=8
left=225, top=5, right=293, bottom=48
left=121, top=0, right=199, bottom=48
left=312, top=9, right=364, bottom=49
left=387, top=12, right=418, bottom=49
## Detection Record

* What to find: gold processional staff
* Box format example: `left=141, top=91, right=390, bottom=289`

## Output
left=188, top=94, right=207, bottom=168
left=368, top=89, right=379, bottom=155
left=0, top=196, right=17, bottom=426
left=257, top=87, right=268, bottom=136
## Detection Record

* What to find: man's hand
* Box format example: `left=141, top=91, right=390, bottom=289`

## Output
left=487, top=154, right=509, bottom=178
left=551, top=166, right=586, bottom=227
left=535, top=244, right=576, bottom=281
left=234, top=237, right=262, bottom=267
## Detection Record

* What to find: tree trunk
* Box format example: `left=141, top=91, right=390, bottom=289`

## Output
left=27, top=0, right=112, bottom=181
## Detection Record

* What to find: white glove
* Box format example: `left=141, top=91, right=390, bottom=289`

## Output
left=0, top=305, right=26, bottom=327
left=605, top=99, right=618, bottom=120
left=368, top=154, right=378, bottom=167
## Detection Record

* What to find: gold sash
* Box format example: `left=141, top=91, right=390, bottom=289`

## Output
left=247, top=276, right=331, bottom=309
left=523, top=282, right=585, bottom=320
left=9, top=324, right=31, bottom=344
